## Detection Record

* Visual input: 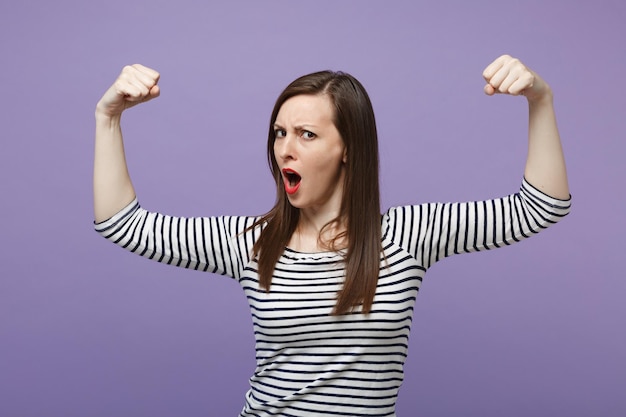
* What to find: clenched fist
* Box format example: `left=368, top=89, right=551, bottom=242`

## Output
left=96, top=64, right=161, bottom=118
left=482, top=55, right=552, bottom=102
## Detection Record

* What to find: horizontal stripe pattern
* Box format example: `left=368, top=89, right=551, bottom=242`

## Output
left=94, top=178, right=570, bottom=416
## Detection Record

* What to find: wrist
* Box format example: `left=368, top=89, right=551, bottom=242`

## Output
left=527, top=88, right=554, bottom=107
left=526, top=79, right=554, bottom=106
left=95, top=105, right=122, bottom=123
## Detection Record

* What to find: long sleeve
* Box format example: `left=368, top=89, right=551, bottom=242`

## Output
left=94, top=199, right=261, bottom=280
left=382, top=178, right=571, bottom=270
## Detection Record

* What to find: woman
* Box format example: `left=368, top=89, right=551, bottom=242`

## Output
left=94, top=55, right=570, bottom=416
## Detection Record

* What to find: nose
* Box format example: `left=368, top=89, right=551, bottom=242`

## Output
left=275, top=134, right=297, bottom=162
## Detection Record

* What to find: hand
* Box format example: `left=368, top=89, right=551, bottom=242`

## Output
left=482, top=55, right=552, bottom=102
left=96, top=64, right=161, bottom=118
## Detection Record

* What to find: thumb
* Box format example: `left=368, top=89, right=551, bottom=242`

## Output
left=139, top=85, right=160, bottom=104
left=483, top=83, right=496, bottom=96
left=148, top=85, right=160, bottom=99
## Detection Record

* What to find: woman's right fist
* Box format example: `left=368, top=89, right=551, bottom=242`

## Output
left=96, top=64, right=160, bottom=118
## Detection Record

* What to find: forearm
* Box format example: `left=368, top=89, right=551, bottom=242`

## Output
left=523, top=92, right=570, bottom=200
left=93, top=111, right=136, bottom=223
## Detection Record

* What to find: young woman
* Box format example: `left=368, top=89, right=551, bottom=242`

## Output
left=94, top=55, right=570, bottom=416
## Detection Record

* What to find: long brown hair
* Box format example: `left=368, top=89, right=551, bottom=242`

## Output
left=252, top=70, right=381, bottom=315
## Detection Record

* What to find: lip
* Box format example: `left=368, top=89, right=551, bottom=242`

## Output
left=281, top=168, right=301, bottom=195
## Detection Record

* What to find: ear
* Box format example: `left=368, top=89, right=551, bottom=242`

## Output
left=342, top=147, right=347, bottom=163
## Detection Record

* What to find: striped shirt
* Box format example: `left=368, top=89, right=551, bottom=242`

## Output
left=95, top=179, right=571, bottom=416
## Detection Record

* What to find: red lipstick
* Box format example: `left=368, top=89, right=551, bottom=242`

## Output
left=282, top=168, right=301, bottom=195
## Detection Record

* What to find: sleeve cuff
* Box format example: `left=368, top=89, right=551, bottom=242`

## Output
left=94, top=198, right=140, bottom=233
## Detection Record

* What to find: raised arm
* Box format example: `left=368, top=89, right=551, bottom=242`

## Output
left=482, top=55, right=570, bottom=200
left=93, top=64, right=161, bottom=223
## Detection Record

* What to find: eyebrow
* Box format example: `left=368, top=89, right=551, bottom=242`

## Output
left=273, top=123, right=318, bottom=130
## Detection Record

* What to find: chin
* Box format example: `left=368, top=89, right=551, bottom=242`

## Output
left=286, top=197, right=304, bottom=209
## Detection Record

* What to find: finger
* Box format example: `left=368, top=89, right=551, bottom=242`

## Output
left=131, top=64, right=160, bottom=84
left=497, top=72, right=518, bottom=94
left=483, top=84, right=496, bottom=95
left=488, top=56, right=531, bottom=94
left=127, top=75, right=153, bottom=94
left=496, top=64, right=533, bottom=95
left=122, top=65, right=159, bottom=91
left=115, top=79, right=149, bottom=102
left=486, top=64, right=511, bottom=92
left=129, top=82, right=161, bottom=103
left=116, top=67, right=158, bottom=100
left=507, top=73, right=534, bottom=96
left=122, top=76, right=151, bottom=98
left=485, top=55, right=529, bottom=88
left=482, top=54, right=510, bottom=82
left=127, top=64, right=160, bottom=89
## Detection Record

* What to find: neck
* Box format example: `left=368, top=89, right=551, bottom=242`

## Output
left=290, top=209, right=347, bottom=253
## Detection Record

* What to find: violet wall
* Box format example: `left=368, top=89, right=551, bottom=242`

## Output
left=1, top=0, right=624, bottom=416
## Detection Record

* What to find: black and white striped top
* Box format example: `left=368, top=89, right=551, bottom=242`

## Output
left=95, top=179, right=571, bottom=416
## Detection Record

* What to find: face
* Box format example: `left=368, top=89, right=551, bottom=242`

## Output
left=273, top=94, right=347, bottom=215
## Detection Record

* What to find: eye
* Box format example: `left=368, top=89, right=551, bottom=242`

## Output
left=274, top=129, right=286, bottom=138
left=301, top=130, right=316, bottom=140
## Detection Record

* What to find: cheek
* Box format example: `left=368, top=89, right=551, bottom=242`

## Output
left=319, top=153, right=346, bottom=179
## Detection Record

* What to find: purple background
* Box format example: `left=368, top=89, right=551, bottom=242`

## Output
left=1, top=0, right=624, bottom=416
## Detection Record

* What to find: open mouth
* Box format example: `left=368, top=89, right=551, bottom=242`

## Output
left=282, top=168, right=301, bottom=195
